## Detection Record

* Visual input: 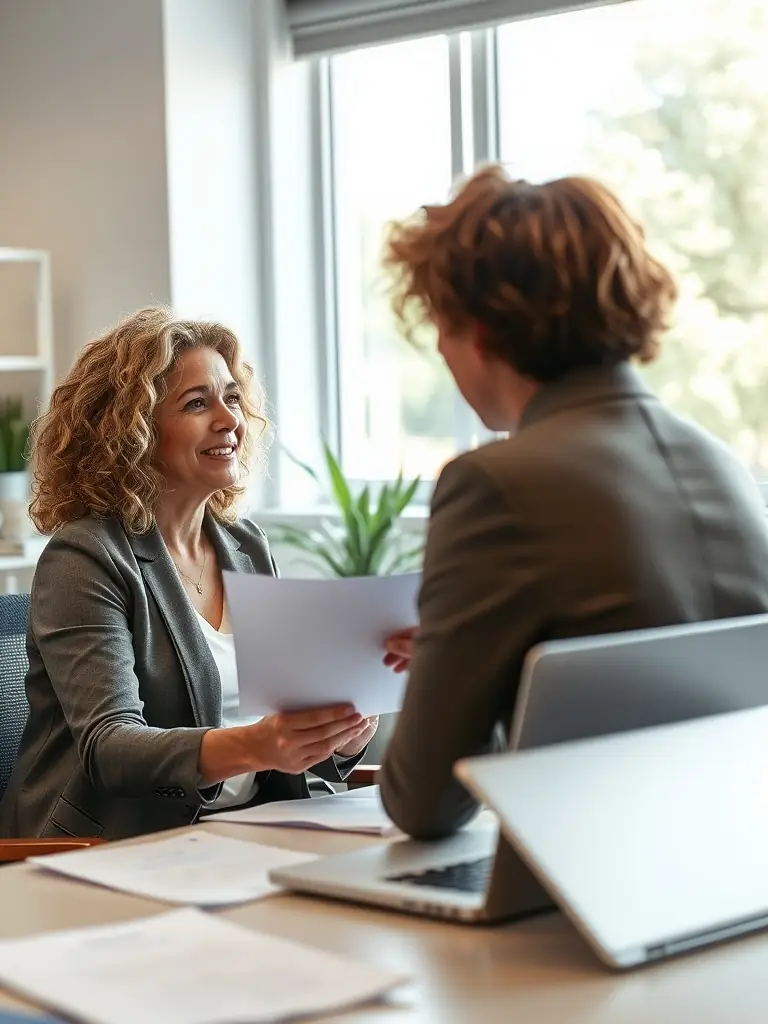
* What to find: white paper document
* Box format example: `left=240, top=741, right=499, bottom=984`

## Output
left=29, top=832, right=317, bottom=907
left=0, top=907, right=408, bottom=1024
left=211, top=786, right=396, bottom=836
left=223, top=570, right=420, bottom=717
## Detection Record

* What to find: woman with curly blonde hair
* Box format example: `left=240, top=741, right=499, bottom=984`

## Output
left=0, top=307, right=376, bottom=840
left=379, top=166, right=768, bottom=840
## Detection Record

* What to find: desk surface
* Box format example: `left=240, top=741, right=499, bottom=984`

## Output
left=1, top=816, right=766, bottom=1024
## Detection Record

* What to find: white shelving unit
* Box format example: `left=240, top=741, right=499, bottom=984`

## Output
left=0, top=248, right=54, bottom=590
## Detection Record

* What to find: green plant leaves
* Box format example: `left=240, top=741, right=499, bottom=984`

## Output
left=322, top=441, right=353, bottom=515
left=276, top=439, right=424, bottom=577
left=0, top=397, right=29, bottom=474
left=282, top=446, right=321, bottom=485
left=272, top=524, right=351, bottom=578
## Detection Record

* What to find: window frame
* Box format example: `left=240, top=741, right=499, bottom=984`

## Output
left=303, top=28, right=501, bottom=505
left=261, top=1, right=768, bottom=517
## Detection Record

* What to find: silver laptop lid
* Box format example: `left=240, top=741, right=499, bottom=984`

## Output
left=457, top=706, right=768, bottom=968
left=511, top=613, right=768, bottom=750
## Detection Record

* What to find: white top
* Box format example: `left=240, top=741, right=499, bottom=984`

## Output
left=195, top=600, right=262, bottom=810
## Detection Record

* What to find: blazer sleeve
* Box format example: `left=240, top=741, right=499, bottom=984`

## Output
left=379, top=455, right=544, bottom=839
left=31, top=527, right=217, bottom=802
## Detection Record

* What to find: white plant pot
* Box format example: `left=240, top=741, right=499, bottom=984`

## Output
left=0, top=471, right=32, bottom=541
left=0, top=471, right=29, bottom=502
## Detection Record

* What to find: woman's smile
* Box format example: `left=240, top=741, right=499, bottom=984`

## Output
left=200, top=441, right=238, bottom=461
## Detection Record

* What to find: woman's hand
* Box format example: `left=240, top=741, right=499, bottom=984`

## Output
left=383, top=627, right=417, bottom=674
left=334, top=715, right=379, bottom=758
left=246, top=704, right=366, bottom=775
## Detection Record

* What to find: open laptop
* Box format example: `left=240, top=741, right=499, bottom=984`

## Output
left=270, top=614, right=768, bottom=926
left=511, top=612, right=768, bottom=750
left=454, top=705, right=768, bottom=968
left=269, top=803, right=549, bottom=924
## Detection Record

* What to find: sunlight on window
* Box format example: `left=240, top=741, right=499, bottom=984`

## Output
left=498, top=0, right=768, bottom=475
left=330, top=35, right=458, bottom=482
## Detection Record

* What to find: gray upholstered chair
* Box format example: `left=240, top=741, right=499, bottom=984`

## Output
left=0, top=592, right=32, bottom=807
left=0, top=592, right=103, bottom=861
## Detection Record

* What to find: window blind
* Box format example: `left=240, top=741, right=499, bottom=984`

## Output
left=285, top=0, right=630, bottom=57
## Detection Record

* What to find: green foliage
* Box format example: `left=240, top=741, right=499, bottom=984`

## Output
left=585, top=0, right=768, bottom=465
left=0, top=397, right=29, bottom=474
left=275, top=441, right=423, bottom=577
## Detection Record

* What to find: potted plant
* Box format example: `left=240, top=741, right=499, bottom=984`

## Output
left=274, top=440, right=423, bottom=578
left=0, top=397, right=32, bottom=540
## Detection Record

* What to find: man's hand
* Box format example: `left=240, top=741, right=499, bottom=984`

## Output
left=383, top=627, right=417, bottom=673
left=246, top=704, right=365, bottom=774
left=334, top=716, right=379, bottom=758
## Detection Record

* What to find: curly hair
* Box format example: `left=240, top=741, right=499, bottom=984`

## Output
left=383, top=165, right=678, bottom=382
left=30, top=307, right=266, bottom=535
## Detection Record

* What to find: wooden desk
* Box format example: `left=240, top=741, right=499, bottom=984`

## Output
left=0, top=817, right=766, bottom=1023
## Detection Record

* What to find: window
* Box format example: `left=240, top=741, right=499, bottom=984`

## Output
left=498, top=0, right=768, bottom=475
left=295, top=0, right=768, bottom=504
left=327, top=35, right=462, bottom=484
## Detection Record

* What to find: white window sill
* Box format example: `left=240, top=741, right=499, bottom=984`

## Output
left=252, top=504, right=429, bottom=533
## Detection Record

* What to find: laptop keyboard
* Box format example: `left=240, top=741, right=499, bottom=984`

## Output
left=386, top=855, right=494, bottom=894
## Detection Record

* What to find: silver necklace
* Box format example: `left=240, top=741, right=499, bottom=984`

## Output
left=173, top=545, right=207, bottom=595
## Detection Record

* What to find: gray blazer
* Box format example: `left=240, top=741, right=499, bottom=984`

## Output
left=380, top=363, right=768, bottom=839
left=0, top=513, right=361, bottom=840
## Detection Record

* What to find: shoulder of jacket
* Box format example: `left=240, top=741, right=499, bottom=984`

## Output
left=48, top=515, right=127, bottom=551
left=439, top=436, right=524, bottom=486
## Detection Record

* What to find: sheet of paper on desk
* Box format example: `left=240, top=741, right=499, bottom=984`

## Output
left=28, top=832, right=317, bottom=906
left=223, top=569, right=420, bottom=717
left=0, top=908, right=409, bottom=1024
left=210, top=785, right=397, bottom=836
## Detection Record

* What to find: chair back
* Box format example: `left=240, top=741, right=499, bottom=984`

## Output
left=0, top=593, right=31, bottom=803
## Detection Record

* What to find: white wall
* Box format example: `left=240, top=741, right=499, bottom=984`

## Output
left=163, top=0, right=262, bottom=366
left=0, top=0, right=390, bottom=543
left=0, top=0, right=279, bottom=501
left=0, top=0, right=172, bottom=377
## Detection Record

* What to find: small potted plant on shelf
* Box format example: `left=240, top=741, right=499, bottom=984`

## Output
left=0, top=397, right=32, bottom=541
left=273, top=440, right=424, bottom=578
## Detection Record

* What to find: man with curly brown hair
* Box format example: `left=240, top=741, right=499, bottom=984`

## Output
left=381, top=166, right=768, bottom=839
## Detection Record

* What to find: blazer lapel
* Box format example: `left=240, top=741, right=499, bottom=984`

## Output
left=130, top=525, right=223, bottom=728
left=203, top=511, right=256, bottom=576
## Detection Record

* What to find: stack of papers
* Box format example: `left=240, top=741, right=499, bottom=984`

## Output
left=210, top=786, right=397, bottom=836
left=29, top=832, right=317, bottom=907
left=0, top=908, right=408, bottom=1024
left=224, top=570, right=420, bottom=717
